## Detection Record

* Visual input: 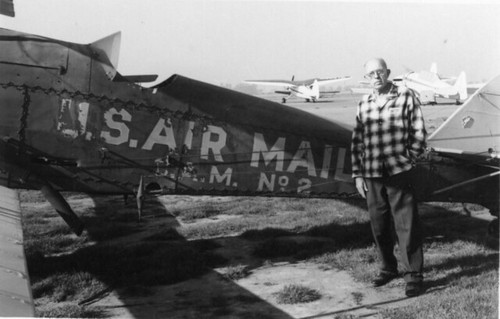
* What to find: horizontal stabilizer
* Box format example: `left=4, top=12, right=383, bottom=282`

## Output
left=119, top=74, right=159, bottom=83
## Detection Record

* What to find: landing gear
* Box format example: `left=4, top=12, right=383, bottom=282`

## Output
left=282, top=97, right=287, bottom=104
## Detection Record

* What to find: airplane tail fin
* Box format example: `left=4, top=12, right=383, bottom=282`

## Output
left=89, top=32, right=121, bottom=80
left=311, top=79, right=320, bottom=99
left=454, top=71, right=468, bottom=100
left=430, top=62, right=437, bottom=75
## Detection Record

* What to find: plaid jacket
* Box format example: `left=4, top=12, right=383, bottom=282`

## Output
left=351, top=83, right=427, bottom=178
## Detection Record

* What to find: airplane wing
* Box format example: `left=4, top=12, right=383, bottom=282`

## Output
left=244, top=80, right=296, bottom=87
left=315, top=76, right=351, bottom=85
left=245, top=76, right=350, bottom=87
left=428, top=74, right=500, bottom=160
left=0, top=186, right=34, bottom=317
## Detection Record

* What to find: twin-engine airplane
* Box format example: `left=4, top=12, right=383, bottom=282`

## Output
left=245, top=75, right=351, bottom=103
left=0, top=12, right=499, bottom=318
left=393, top=65, right=468, bottom=105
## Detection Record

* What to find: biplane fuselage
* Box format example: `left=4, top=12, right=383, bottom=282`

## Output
left=0, top=28, right=355, bottom=198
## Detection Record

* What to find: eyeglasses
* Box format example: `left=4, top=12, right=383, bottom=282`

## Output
left=364, top=69, right=386, bottom=79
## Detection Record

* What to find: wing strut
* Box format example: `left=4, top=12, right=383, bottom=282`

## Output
left=40, top=182, right=84, bottom=236
left=136, top=176, right=144, bottom=221
left=432, top=170, right=500, bottom=196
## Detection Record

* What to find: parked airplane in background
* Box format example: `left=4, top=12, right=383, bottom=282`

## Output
left=393, top=65, right=468, bottom=105
left=245, top=76, right=351, bottom=103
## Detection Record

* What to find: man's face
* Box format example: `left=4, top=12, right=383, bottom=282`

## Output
left=364, top=60, right=390, bottom=90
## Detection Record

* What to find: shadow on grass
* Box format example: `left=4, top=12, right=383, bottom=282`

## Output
left=423, top=253, right=499, bottom=290
left=417, top=203, right=499, bottom=292
left=237, top=200, right=498, bottom=286
left=243, top=221, right=373, bottom=261
left=23, top=193, right=498, bottom=318
left=25, top=194, right=296, bottom=318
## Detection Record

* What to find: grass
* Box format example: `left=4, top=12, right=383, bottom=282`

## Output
left=310, top=202, right=499, bottom=318
left=381, top=270, right=498, bottom=319
left=19, top=191, right=498, bottom=318
left=32, top=271, right=107, bottom=301
left=35, top=303, right=106, bottom=318
left=175, top=197, right=370, bottom=240
left=274, top=284, right=321, bottom=304
left=221, top=264, right=251, bottom=280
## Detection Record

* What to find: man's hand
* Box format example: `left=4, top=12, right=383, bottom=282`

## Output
left=355, top=177, right=368, bottom=199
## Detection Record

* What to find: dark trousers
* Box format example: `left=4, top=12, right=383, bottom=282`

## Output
left=365, top=169, right=423, bottom=283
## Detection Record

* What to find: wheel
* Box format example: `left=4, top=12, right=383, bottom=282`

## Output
left=282, top=98, right=286, bottom=103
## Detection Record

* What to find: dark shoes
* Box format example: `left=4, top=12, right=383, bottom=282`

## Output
left=405, top=281, right=424, bottom=297
left=372, top=273, right=424, bottom=297
left=372, top=272, right=398, bottom=287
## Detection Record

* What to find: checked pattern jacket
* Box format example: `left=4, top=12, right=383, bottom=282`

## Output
left=351, top=82, right=427, bottom=178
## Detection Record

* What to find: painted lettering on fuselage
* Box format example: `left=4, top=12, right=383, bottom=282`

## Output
left=250, top=132, right=349, bottom=181
left=56, top=99, right=351, bottom=192
left=57, top=99, right=90, bottom=138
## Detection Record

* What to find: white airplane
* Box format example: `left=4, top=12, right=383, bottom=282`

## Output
left=393, top=64, right=468, bottom=105
left=245, top=76, right=351, bottom=103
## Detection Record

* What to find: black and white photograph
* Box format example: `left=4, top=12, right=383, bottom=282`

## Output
left=0, top=0, right=498, bottom=318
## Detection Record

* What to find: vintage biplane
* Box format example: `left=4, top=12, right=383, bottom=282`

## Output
left=0, top=8, right=499, bottom=318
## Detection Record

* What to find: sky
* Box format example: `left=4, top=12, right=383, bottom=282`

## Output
left=1, top=0, right=499, bottom=86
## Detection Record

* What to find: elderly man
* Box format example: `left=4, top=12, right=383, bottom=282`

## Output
left=351, top=58, right=427, bottom=297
